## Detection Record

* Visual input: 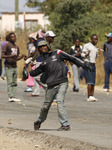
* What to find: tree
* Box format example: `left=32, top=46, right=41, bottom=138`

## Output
left=26, top=0, right=112, bottom=51
left=99, top=0, right=112, bottom=4
left=26, top=0, right=40, bottom=8
left=26, top=0, right=59, bottom=15
left=48, top=0, right=112, bottom=51
left=49, top=0, right=96, bottom=51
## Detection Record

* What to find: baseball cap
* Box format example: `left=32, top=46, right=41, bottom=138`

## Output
left=105, top=33, right=112, bottom=38
left=38, top=40, right=48, bottom=47
left=45, top=31, right=56, bottom=37
left=28, top=32, right=37, bottom=40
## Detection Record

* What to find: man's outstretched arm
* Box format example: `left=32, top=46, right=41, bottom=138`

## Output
left=58, top=50, right=92, bottom=71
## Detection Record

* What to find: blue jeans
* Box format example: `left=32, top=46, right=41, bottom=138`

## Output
left=1, top=67, right=5, bottom=78
left=104, top=61, right=112, bottom=89
left=38, top=82, right=70, bottom=127
left=1, top=59, right=5, bottom=78
left=84, top=65, right=96, bottom=85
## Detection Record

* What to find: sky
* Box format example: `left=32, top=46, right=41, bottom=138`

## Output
left=0, top=0, right=44, bottom=13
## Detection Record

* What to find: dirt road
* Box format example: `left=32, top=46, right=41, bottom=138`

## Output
left=0, top=79, right=112, bottom=150
left=0, top=128, right=110, bottom=150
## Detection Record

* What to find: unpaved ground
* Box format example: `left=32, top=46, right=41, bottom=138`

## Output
left=0, top=80, right=112, bottom=150
left=0, top=128, right=111, bottom=150
left=0, top=128, right=58, bottom=150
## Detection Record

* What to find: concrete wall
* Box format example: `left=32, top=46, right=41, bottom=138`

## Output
left=1, top=12, right=47, bottom=33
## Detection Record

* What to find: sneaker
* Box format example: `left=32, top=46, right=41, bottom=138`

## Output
left=91, top=96, right=98, bottom=101
left=24, top=87, right=32, bottom=92
left=9, top=98, right=15, bottom=102
left=9, top=98, right=21, bottom=102
left=73, top=85, right=76, bottom=91
left=103, top=89, right=109, bottom=92
left=73, top=85, right=79, bottom=92
left=31, top=92, right=39, bottom=96
left=87, top=96, right=98, bottom=102
left=34, top=121, right=41, bottom=130
left=73, top=89, right=79, bottom=92
left=12, top=98, right=21, bottom=102
left=57, top=125, right=71, bottom=131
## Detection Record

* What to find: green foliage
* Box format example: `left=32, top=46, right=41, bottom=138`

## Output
left=40, top=0, right=59, bottom=16
left=26, top=0, right=40, bottom=8
left=49, top=0, right=112, bottom=52
left=49, top=0, right=95, bottom=51
left=25, top=0, right=112, bottom=52
left=99, top=0, right=112, bottom=4
left=26, top=0, right=59, bottom=14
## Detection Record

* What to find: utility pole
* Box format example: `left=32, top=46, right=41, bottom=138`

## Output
left=15, top=0, right=19, bottom=29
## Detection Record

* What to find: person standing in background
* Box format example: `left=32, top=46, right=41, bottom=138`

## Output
left=103, top=33, right=112, bottom=92
left=2, top=32, right=26, bottom=102
left=1, top=35, right=9, bottom=80
left=24, top=35, right=37, bottom=92
left=81, top=34, right=100, bottom=102
left=45, top=30, right=56, bottom=50
left=70, top=38, right=82, bottom=92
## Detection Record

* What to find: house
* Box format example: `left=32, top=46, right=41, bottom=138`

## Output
left=0, top=0, right=49, bottom=33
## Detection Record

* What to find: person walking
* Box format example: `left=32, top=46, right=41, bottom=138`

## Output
left=81, top=34, right=100, bottom=102
left=1, top=35, right=9, bottom=80
left=103, top=33, right=112, bottom=92
left=29, top=40, right=91, bottom=131
left=70, top=38, right=82, bottom=92
left=2, top=32, right=26, bottom=102
left=24, top=35, right=37, bottom=92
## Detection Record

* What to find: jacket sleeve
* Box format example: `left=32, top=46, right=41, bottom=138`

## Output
left=30, top=64, right=43, bottom=77
left=58, top=50, right=86, bottom=68
left=103, top=43, right=107, bottom=57
left=70, top=48, right=75, bottom=55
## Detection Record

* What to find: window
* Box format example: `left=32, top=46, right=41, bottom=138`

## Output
left=25, top=20, right=38, bottom=29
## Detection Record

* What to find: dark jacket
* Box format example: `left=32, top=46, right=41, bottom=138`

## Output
left=30, top=50, right=85, bottom=87
left=103, top=42, right=112, bottom=62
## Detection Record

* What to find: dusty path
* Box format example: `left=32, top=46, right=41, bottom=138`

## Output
left=0, top=128, right=110, bottom=150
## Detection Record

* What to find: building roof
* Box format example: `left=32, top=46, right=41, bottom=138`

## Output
left=0, top=0, right=41, bottom=13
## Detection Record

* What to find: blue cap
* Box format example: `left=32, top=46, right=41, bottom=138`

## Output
left=105, top=33, right=112, bottom=38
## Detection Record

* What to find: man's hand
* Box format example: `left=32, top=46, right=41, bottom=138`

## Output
left=23, top=55, right=28, bottom=61
left=85, top=50, right=90, bottom=57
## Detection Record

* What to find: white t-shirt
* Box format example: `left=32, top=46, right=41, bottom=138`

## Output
left=81, top=42, right=99, bottom=63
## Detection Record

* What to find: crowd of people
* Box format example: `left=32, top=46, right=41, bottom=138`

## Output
left=0, top=30, right=112, bottom=131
